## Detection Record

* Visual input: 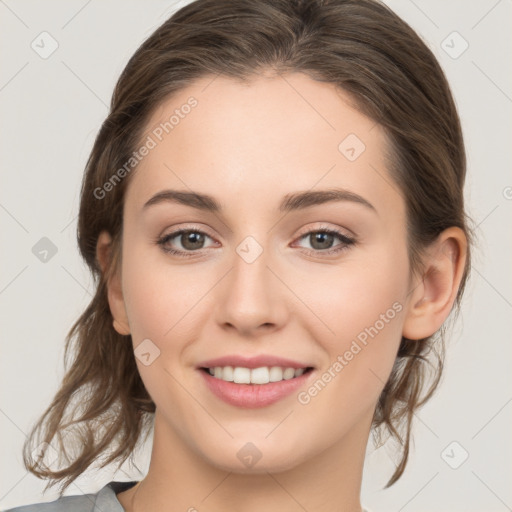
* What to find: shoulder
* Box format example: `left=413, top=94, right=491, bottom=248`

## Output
left=2, top=481, right=139, bottom=512
left=2, top=493, right=96, bottom=512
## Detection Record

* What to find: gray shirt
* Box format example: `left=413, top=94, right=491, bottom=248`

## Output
left=2, top=481, right=138, bottom=512
left=3, top=481, right=372, bottom=512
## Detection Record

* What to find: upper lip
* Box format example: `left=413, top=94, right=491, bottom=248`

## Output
left=197, top=355, right=313, bottom=370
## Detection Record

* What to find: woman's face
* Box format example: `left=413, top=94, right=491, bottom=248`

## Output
left=115, top=71, right=414, bottom=473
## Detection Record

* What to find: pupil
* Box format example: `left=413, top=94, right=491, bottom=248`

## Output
left=312, top=232, right=333, bottom=250
left=183, top=231, right=204, bottom=250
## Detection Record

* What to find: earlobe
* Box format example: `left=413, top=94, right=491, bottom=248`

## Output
left=113, top=318, right=130, bottom=336
left=96, top=231, right=131, bottom=336
left=402, top=227, right=467, bottom=340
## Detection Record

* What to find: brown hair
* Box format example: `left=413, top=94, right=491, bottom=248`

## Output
left=23, top=0, right=472, bottom=493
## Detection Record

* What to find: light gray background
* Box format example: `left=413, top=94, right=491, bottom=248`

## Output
left=1, top=1, right=511, bottom=511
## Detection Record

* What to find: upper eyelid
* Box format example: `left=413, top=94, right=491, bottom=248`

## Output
left=160, top=224, right=216, bottom=242
left=296, top=223, right=354, bottom=238
left=159, top=223, right=353, bottom=237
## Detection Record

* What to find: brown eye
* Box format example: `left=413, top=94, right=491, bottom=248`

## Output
left=295, top=228, right=355, bottom=256
left=157, top=228, right=215, bottom=256
left=309, top=232, right=336, bottom=250
left=179, top=231, right=206, bottom=250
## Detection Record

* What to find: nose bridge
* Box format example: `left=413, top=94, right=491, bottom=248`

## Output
left=231, top=233, right=276, bottom=307
left=216, top=233, right=287, bottom=332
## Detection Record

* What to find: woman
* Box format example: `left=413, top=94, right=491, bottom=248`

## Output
left=5, top=0, right=472, bottom=511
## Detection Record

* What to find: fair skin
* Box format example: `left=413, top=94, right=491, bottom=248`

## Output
left=96, top=71, right=467, bottom=512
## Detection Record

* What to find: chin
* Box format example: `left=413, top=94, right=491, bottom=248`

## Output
left=196, top=433, right=312, bottom=475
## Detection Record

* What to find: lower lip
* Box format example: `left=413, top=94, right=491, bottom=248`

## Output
left=199, top=369, right=313, bottom=408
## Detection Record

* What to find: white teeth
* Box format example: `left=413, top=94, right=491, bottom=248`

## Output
left=222, top=366, right=234, bottom=381
left=283, top=368, right=295, bottom=380
left=269, top=366, right=283, bottom=382
left=233, top=367, right=251, bottom=384
left=206, top=365, right=308, bottom=384
left=251, top=367, right=270, bottom=384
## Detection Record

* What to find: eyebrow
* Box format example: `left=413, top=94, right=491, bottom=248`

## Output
left=142, top=188, right=377, bottom=214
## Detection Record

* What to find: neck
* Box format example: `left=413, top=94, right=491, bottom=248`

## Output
left=119, top=410, right=372, bottom=512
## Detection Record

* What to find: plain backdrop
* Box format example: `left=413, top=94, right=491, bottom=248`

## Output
left=1, top=1, right=511, bottom=511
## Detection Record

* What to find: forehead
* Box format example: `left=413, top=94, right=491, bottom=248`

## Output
left=125, top=72, right=401, bottom=216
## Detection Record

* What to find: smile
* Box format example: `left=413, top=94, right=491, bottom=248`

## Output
left=198, top=366, right=314, bottom=408
left=202, top=365, right=311, bottom=384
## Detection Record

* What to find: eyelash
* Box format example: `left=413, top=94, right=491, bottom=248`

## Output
left=156, top=225, right=356, bottom=258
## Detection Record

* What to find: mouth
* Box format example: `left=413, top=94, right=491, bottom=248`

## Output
left=200, top=365, right=314, bottom=384
left=197, top=358, right=315, bottom=408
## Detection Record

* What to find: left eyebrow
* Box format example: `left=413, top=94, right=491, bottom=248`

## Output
left=279, top=188, right=377, bottom=214
left=142, top=187, right=377, bottom=214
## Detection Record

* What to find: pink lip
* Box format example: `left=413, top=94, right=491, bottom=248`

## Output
left=197, top=354, right=311, bottom=370
left=198, top=368, right=314, bottom=408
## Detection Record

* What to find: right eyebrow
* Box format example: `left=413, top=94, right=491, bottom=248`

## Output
left=143, top=190, right=220, bottom=212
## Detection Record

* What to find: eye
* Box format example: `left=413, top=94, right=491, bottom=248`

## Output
left=156, top=225, right=356, bottom=258
left=293, top=227, right=356, bottom=256
left=156, top=228, right=217, bottom=257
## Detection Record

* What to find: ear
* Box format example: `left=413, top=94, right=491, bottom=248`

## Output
left=402, top=227, right=467, bottom=340
left=96, top=231, right=131, bottom=336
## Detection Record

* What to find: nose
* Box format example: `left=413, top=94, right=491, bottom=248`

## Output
left=214, top=241, right=289, bottom=337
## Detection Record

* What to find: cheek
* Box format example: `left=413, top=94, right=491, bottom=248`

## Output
left=119, top=244, right=202, bottom=407
left=305, top=246, right=408, bottom=343
left=298, top=244, right=409, bottom=401
left=120, top=240, right=204, bottom=342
